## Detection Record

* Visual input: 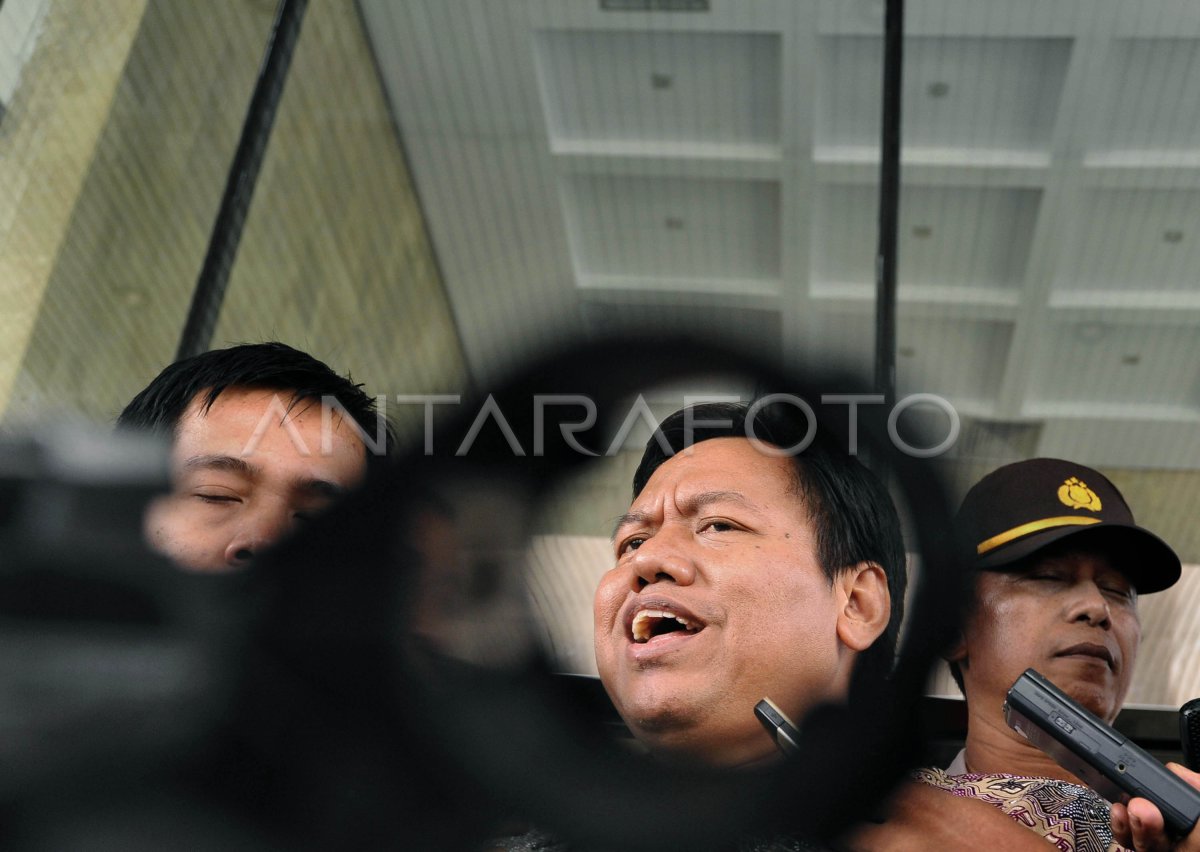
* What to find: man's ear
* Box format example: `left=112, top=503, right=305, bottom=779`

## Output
left=944, top=635, right=967, bottom=664
left=834, top=561, right=890, bottom=652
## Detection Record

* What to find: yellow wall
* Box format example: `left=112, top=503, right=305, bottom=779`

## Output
left=0, top=0, right=149, bottom=419
left=2, top=0, right=466, bottom=434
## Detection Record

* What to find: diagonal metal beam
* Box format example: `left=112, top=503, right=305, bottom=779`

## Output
left=175, top=0, right=310, bottom=361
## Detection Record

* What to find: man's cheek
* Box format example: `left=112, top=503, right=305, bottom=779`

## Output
left=143, top=495, right=175, bottom=549
left=594, top=579, right=621, bottom=626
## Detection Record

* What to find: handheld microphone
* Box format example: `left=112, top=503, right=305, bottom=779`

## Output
left=1006, top=670, right=1200, bottom=836
left=1182, top=698, right=1200, bottom=772
left=755, top=698, right=801, bottom=757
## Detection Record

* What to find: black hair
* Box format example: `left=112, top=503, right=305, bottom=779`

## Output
left=631, top=401, right=907, bottom=682
left=117, top=342, right=395, bottom=460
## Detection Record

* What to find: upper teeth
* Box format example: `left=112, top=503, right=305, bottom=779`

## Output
left=631, top=609, right=699, bottom=642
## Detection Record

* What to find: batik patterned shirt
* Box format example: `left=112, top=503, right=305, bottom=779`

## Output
left=915, top=764, right=1131, bottom=852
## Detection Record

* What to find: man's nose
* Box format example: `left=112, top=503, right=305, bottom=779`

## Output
left=628, top=529, right=696, bottom=589
left=223, top=504, right=294, bottom=568
left=1067, top=581, right=1112, bottom=629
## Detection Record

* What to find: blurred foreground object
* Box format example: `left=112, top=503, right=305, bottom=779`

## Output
left=0, top=424, right=168, bottom=575
left=0, top=425, right=248, bottom=849
left=245, top=337, right=965, bottom=849
left=0, top=339, right=964, bottom=850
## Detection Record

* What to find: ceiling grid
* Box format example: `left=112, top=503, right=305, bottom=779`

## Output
left=362, top=0, right=1200, bottom=468
left=992, top=12, right=1112, bottom=419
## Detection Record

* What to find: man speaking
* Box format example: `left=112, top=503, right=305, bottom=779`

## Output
left=593, top=400, right=904, bottom=767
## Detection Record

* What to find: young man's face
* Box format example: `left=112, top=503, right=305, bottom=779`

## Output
left=144, top=388, right=367, bottom=572
left=956, top=544, right=1141, bottom=723
left=594, top=437, right=856, bottom=767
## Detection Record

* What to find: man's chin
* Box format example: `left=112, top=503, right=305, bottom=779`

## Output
left=612, top=700, right=767, bottom=767
left=1048, top=671, right=1121, bottom=722
left=629, top=723, right=773, bottom=769
left=625, top=698, right=700, bottom=736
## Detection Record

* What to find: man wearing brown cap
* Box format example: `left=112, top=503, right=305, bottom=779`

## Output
left=908, top=458, right=1199, bottom=851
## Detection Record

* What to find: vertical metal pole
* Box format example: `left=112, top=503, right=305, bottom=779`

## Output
left=874, top=0, right=903, bottom=404
left=175, top=0, right=310, bottom=361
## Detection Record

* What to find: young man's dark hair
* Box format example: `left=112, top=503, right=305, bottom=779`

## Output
left=631, top=400, right=907, bottom=684
left=118, top=341, right=394, bottom=459
left=121, top=342, right=394, bottom=572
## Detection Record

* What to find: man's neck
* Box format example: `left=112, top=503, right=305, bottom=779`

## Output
left=961, top=696, right=1088, bottom=787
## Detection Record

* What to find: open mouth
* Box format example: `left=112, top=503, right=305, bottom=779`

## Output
left=631, top=608, right=703, bottom=643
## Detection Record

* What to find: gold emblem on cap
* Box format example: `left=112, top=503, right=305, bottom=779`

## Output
left=1058, top=476, right=1102, bottom=512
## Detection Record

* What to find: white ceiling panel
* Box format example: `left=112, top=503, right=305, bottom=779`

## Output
left=813, top=183, right=1040, bottom=291
left=1028, top=319, right=1200, bottom=409
left=809, top=183, right=878, bottom=291
left=563, top=174, right=780, bottom=280
left=534, top=29, right=781, bottom=151
left=1038, top=416, right=1200, bottom=469
left=796, top=311, right=1013, bottom=408
left=1091, top=38, right=1200, bottom=154
left=368, top=0, right=545, bottom=136
left=1056, top=188, right=1200, bottom=293
left=817, top=35, right=1071, bottom=154
left=895, top=317, right=1013, bottom=406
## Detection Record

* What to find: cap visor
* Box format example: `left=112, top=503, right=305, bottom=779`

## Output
left=977, top=523, right=1181, bottom=594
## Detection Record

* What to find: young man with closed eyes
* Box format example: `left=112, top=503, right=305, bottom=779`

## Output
left=118, top=342, right=392, bottom=572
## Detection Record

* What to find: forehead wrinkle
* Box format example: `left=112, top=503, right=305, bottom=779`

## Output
left=678, top=489, right=760, bottom=515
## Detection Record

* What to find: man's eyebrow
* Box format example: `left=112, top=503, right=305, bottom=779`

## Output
left=610, top=490, right=758, bottom=540
left=612, top=510, right=653, bottom=541
left=182, top=454, right=260, bottom=477
left=681, top=490, right=759, bottom=515
left=182, top=456, right=347, bottom=499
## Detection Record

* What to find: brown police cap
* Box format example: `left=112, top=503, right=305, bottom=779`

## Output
left=955, top=458, right=1181, bottom=593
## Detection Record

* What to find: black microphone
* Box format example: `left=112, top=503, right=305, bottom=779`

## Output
left=1182, top=698, right=1200, bottom=772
